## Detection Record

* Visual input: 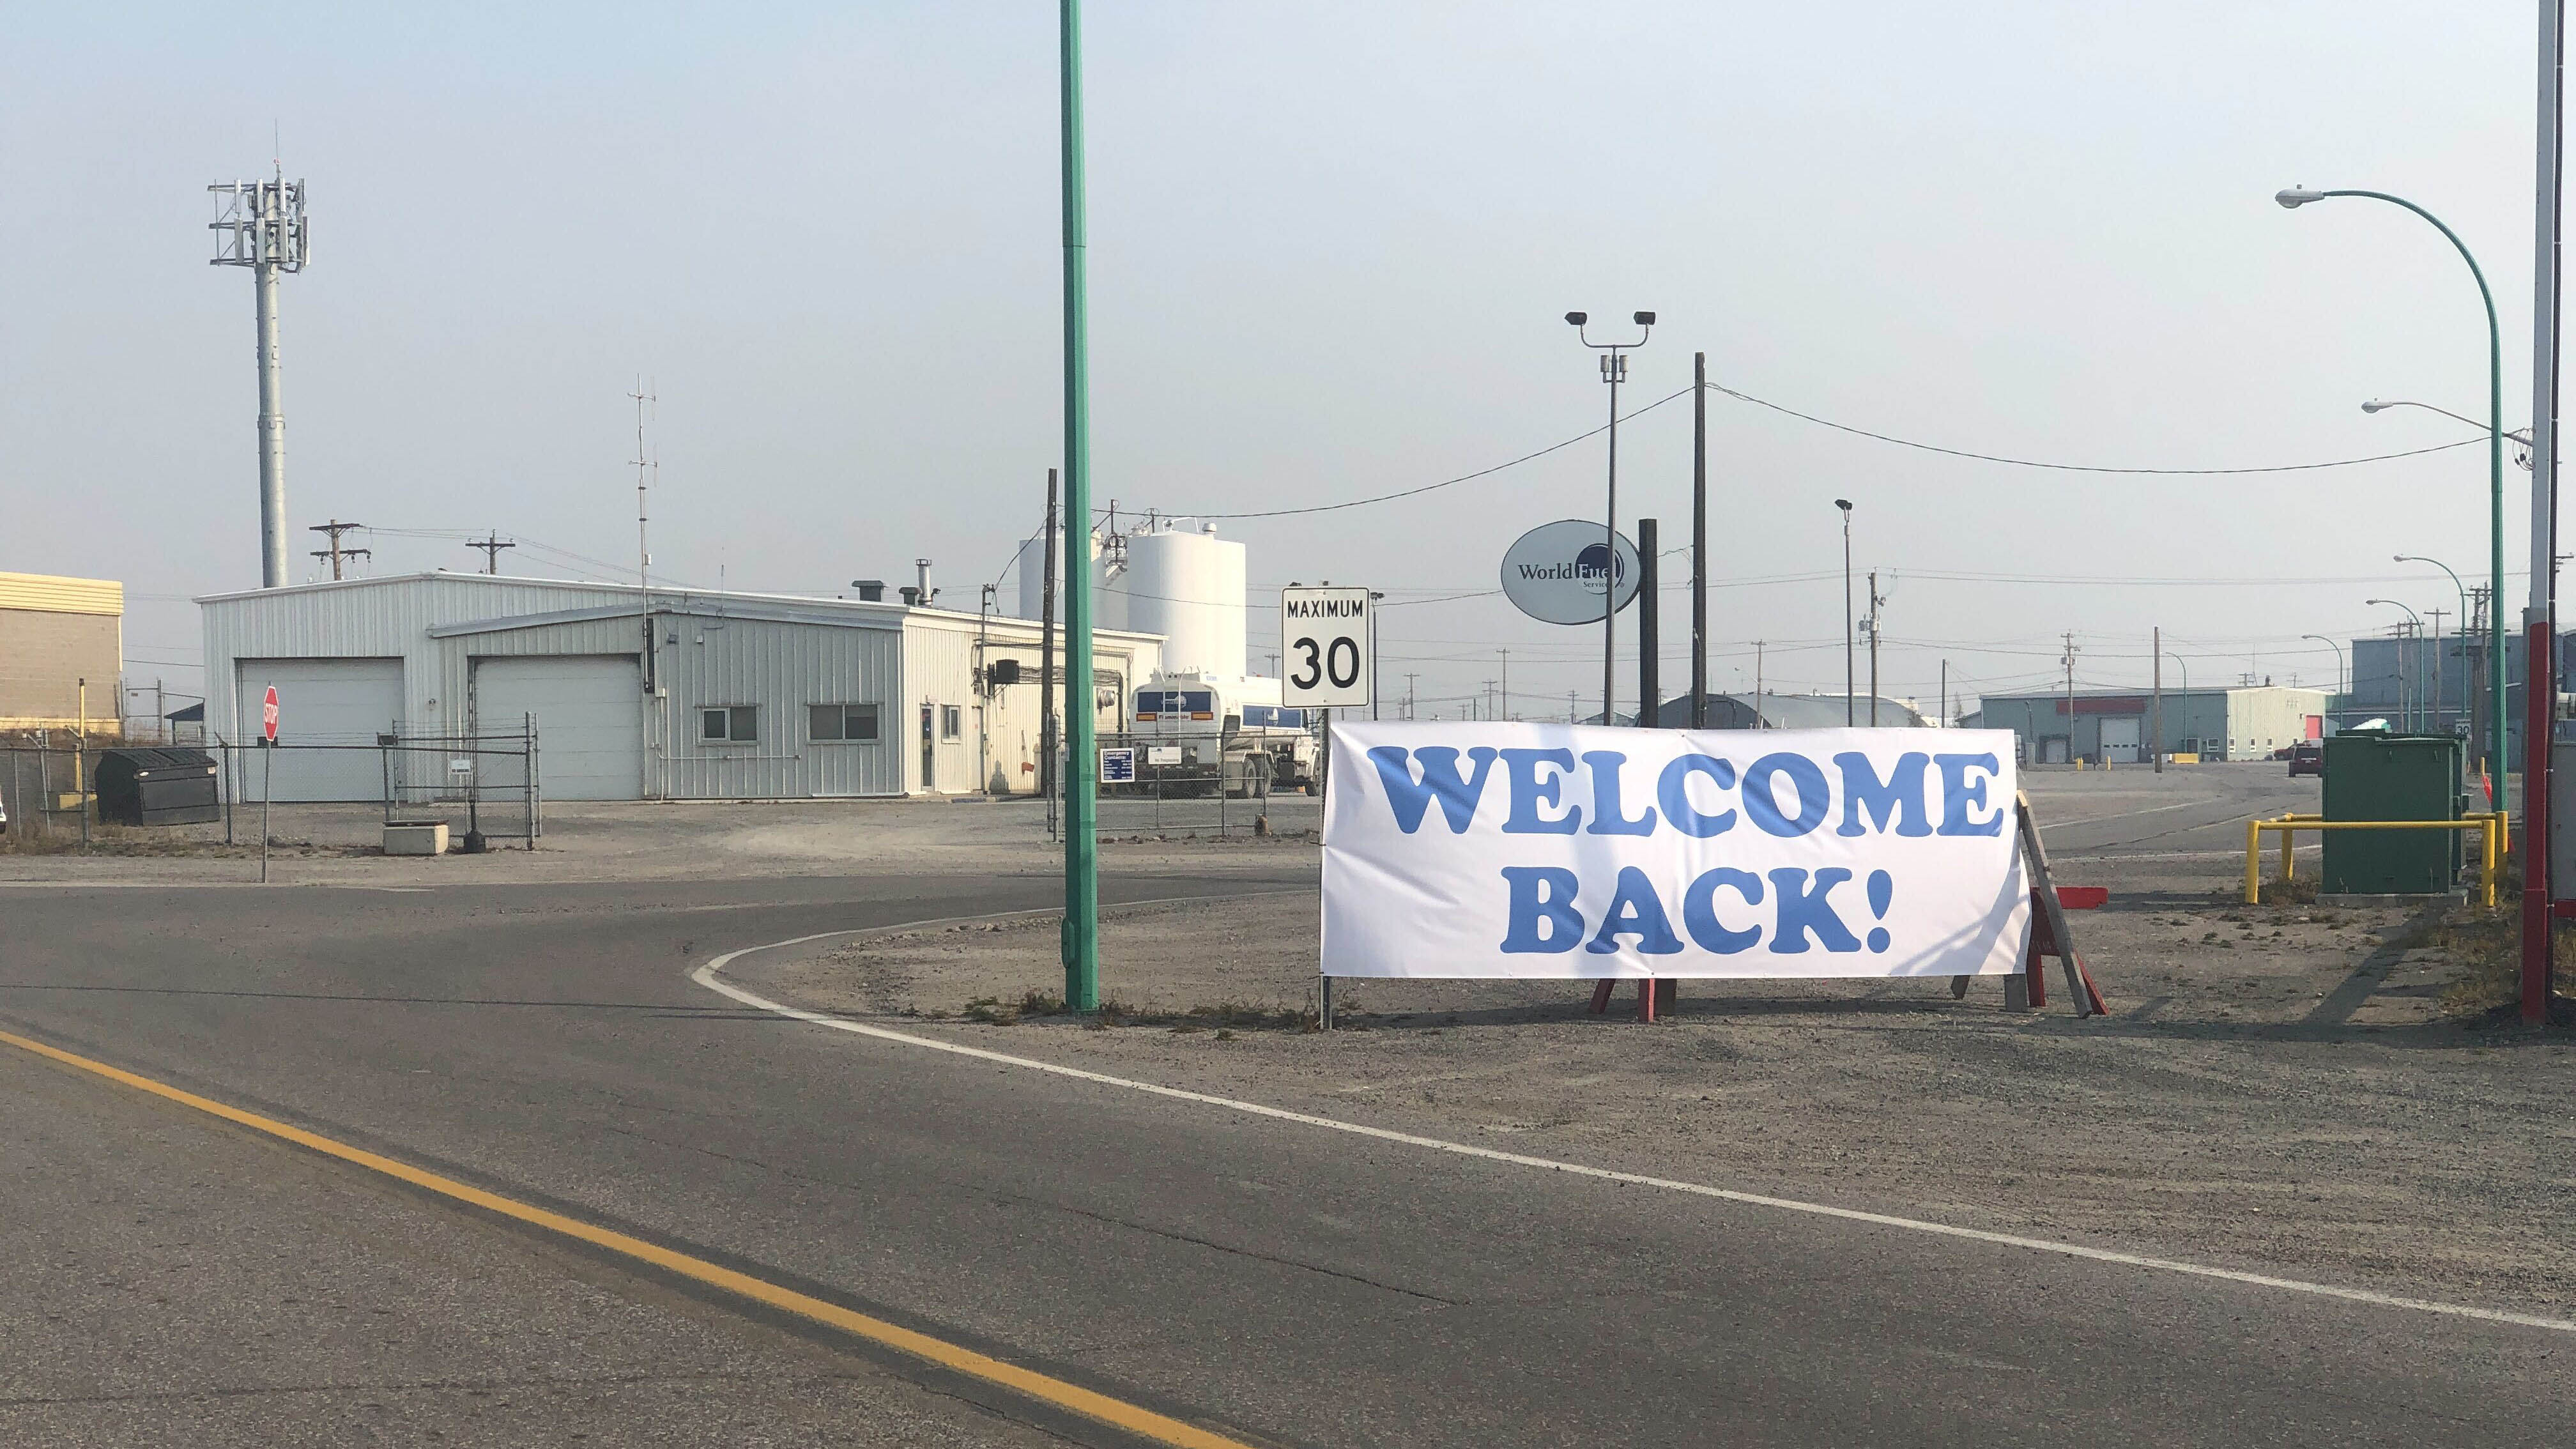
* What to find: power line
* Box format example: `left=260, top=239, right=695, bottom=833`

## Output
left=1704, top=383, right=2485, bottom=475
left=1184, top=386, right=1697, bottom=520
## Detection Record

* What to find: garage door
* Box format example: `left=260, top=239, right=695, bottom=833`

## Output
left=233, top=658, right=404, bottom=801
left=2101, top=716, right=2143, bottom=765
left=472, top=656, right=643, bottom=801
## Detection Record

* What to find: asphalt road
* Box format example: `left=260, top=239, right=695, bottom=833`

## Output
left=7, top=769, right=2568, bottom=1446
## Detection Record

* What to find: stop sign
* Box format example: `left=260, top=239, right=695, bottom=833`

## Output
left=262, top=685, right=279, bottom=744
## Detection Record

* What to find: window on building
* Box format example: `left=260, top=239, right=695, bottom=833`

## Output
left=941, top=704, right=963, bottom=740
left=702, top=705, right=759, bottom=742
left=809, top=703, right=880, bottom=742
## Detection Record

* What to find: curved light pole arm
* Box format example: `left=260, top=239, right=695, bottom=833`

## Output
left=2315, top=189, right=2505, bottom=773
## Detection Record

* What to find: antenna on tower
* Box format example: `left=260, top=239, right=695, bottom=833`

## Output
left=210, top=168, right=309, bottom=589
left=631, top=378, right=658, bottom=693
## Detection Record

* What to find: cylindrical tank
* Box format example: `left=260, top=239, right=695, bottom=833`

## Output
left=1114, top=525, right=1245, bottom=677
left=1014, top=528, right=1127, bottom=633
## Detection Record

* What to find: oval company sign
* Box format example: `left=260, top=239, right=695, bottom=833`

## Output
left=1498, top=519, right=1642, bottom=625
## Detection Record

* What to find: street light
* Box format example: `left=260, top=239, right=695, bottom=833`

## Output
left=2363, top=399, right=2532, bottom=452
left=2366, top=599, right=2426, bottom=731
left=2303, top=634, right=2347, bottom=726
left=1835, top=498, right=1855, bottom=726
left=1570, top=309, right=1653, bottom=724
left=2393, top=553, right=2471, bottom=737
left=2278, top=185, right=2504, bottom=778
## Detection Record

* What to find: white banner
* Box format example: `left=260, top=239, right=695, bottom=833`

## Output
left=1322, top=724, right=2030, bottom=979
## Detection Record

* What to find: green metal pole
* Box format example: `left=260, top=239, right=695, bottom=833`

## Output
left=2315, top=191, right=2506, bottom=782
left=1059, top=0, right=1098, bottom=1010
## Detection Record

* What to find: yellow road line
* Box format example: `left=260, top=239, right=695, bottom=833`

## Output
left=0, top=1027, right=1256, bottom=1449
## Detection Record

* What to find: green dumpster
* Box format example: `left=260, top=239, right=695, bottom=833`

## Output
left=2320, top=732, right=2462, bottom=895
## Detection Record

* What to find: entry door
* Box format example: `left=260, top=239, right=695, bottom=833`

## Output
left=2101, top=716, right=2143, bottom=764
left=920, top=705, right=936, bottom=793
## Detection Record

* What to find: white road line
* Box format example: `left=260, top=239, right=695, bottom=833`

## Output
left=691, top=924, right=2576, bottom=1337
left=2035, top=795, right=2234, bottom=831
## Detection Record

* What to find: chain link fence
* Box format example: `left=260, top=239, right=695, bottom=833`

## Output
left=2, top=725, right=542, bottom=853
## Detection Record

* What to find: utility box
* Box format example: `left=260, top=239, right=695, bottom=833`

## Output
left=2322, top=732, right=2462, bottom=895
left=383, top=820, right=450, bottom=856
left=90, top=747, right=220, bottom=826
left=2550, top=740, right=2576, bottom=901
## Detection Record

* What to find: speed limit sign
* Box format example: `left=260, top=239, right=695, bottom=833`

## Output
left=1280, top=586, right=1372, bottom=709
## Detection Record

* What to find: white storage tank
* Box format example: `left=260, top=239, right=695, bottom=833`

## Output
left=1112, top=524, right=1245, bottom=677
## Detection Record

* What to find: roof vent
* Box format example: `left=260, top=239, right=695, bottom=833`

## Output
left=852, top=579, right=886, bottom=602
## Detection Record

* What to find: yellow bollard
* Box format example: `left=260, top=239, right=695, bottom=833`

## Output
left=2281, top=817, right=2296, bottom=881
left=2245, top=817, right=2263, bottom=904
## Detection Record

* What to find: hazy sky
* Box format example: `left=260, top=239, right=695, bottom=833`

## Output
left=1, top=2, right=2552, bottom=720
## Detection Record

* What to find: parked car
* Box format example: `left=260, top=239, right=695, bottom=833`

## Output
left=2288, top=741, right=2324, bottom=777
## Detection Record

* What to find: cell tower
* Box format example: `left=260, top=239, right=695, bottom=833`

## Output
left=208, top=172, right=310, bottom=588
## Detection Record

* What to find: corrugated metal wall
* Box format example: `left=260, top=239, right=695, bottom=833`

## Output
left=200, top=575, right=1165, bottom=800
left=202, top=576, right=634, bottom=756
left=658, top=615, right=905, bottom=797
left=0, top=572, right=123, bottom=616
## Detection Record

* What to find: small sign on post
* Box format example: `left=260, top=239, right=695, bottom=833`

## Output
left=258, top=685, right=278, bottom=884
left=1280, top=586, right=1372, bottom=709
left=1100, top=746, right=1137, bottom=784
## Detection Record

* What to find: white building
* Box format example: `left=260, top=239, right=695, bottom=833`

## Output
left=199, top=572, right=1161, bottom=801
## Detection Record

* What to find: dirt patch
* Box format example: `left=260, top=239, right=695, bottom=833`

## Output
left=746, top=883, right=2576, bottom=1318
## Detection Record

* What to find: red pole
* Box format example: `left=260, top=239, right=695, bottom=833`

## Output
left=2523, top=622, right=2554, bottom=1023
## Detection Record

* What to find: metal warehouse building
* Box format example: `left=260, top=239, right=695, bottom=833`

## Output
left=199, top=573, right=1161, bottom=801
left=1974, top=684, right=2330, bottom=765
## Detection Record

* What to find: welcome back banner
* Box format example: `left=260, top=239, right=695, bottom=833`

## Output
left=1322, top=724, right=2030, bottom=979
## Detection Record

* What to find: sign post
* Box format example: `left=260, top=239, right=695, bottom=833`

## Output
left=1283, top=586, right=1372, bottom=1028
left=259, top=685, right=279, bottom=884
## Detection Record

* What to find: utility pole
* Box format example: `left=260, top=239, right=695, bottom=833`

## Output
left=469, top=533, right=516, bottom=574
left=1404, top=673, right=1419, bottom=721
left=1060, top=0, right=1101, bottom=1013
left=2524, top=0, right=2566, bottom=1024
left=2152, top=628, right=2164, bottom=774
left=1866, top=569, right=1882, bottom=727
left=1941, top=658, right=1950, bottom=732
left=307, top=520, right=368, bottom=581
left=209, top=169, right=309, bottom=588
left=2428, top=606, right=2449, bottom=734
left=1498, top=649, right=1509, bottom=723
left=1039, top=470, right=1059, bottom=801
left=1567, top=689, right=1577, bottom=724
left=1691, top=350, right=1708, bottom=728
left=1637, top=517, right=1659, bottom=727
left=1754, top=640, right=1766, bottom=723
left=1838, top=500, right=1855, bottom=724
left=2061, top=633, right=2081, bottom=764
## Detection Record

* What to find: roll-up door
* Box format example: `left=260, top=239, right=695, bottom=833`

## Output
left=233, top=658, right=404, bottom=801
left=471, top=656, right=644, bottom=801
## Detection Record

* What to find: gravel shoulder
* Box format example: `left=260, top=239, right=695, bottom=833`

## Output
left=739, top=874, right=2576, bottom=1321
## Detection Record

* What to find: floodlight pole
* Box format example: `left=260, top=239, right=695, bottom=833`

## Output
left=1569, top=311, right=1653, bottom=722
left=1060, top=0, right=1100, bottom=1011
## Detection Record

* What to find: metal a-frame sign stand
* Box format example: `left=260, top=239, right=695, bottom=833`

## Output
left=1954, top=790, right=2106, bottom=1016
